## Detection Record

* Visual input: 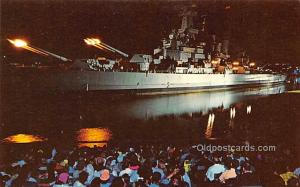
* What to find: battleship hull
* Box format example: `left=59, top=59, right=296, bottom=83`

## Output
left=17, top=70, right=286, bottom=95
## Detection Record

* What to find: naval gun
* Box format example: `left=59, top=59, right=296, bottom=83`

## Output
left=99, top=41, right=129, bottom=58
left=32, top=45, right=72, bottom=62
left=7, top=39, right=72, bottom=62
left=84, top=38, right=129, bottom=58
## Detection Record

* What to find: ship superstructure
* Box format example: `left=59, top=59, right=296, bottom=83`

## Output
left=149, top=7, right=250, bottom=75
left=152, top=7, right=213, bottom=74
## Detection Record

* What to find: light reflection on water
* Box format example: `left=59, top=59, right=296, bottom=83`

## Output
left=117, top=84, right=285, bottom=119
left=204, top=103, right=252, bottom=140
left=2, top=134, right=47, bottom=143
left=76, top=128, right=112, bottom=148
left=205, top=113, right=215, bottom=139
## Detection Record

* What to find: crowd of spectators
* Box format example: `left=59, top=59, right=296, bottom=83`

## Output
left=0, top=143, right=299, bottom=187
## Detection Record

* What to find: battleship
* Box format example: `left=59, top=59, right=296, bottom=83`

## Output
left=5, top=7, right=287, bottom=95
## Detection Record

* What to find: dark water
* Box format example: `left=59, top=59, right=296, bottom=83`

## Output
left=1, top=84, right=299, bottom=161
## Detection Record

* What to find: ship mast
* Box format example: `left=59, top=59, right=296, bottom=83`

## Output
left=178, top=7, right=199, bottom=41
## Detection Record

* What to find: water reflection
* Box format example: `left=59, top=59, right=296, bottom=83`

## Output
left=228, top=119, right=234, bottom=129
left=205, top=113, right=215, bottom=139
left=0, top=84, right=289, bottom=146
left=246, top=105, right=252, bottom=114
left=116, top=84, right=285, bottom=119
left=2, top=134, right=46, bottom=143
left=76, top=128, right=112, bottom=148
left=230, top=107, right=236, bottom=119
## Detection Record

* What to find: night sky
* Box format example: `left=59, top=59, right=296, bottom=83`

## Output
left=1, top=0, right=300, bottom=65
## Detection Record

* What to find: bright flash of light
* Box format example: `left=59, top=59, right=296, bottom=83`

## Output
left=84, top=38, right=94, bottom=45
left=84, top=38, right=101, bottom=45
left=84, top=38, right=114, bottom=52
left=8, top=39, right=28, bottom=47
left=92, top=38, right=101, bottom=44
left=8, top=39, right=49, bottom=56
left=14, top=40, right=27, bottom=47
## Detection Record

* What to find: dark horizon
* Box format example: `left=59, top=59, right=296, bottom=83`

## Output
left=1, top=0, right=300, bottom=65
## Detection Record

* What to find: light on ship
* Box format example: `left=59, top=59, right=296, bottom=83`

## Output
left=249, top=62, right=256, bottom=67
